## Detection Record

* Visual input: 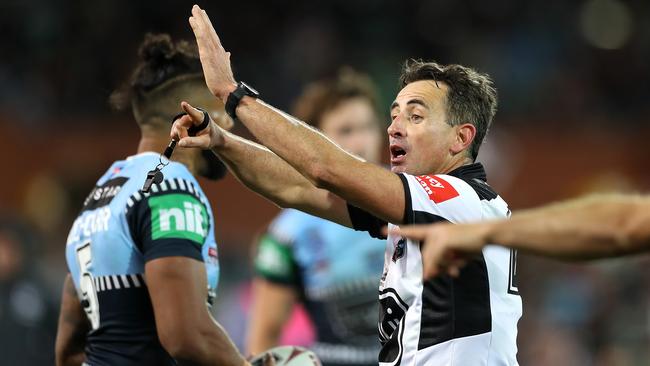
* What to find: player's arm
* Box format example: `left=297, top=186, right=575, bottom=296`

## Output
left=246, top=233, right=300, bottom=355
left=182, top=6, right=406, bottom=225
left=55, top=274, right=89, bottom=366
left=487, top=194, right=650, bottom=259
left=146, top=257, right=246, bottom=366
left=246, top=279, right=297, bottom=355
left=394, top=194, right=650, bottom=278
left=173, top=104, right=351, bottom=227
left=129, top=189, right=248, bottom=366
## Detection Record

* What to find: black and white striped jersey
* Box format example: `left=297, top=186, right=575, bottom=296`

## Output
left=348, top=163, right=522, bottom=366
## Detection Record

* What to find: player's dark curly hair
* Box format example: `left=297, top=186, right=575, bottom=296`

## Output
left=292, top=67, right=380, bottom=129
left=399, top=60, right=497, bottom=161
left=109, top=33, right=203, bottom=113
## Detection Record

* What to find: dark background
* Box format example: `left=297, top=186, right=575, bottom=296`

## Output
left=0, top=0, right=648, bottom=365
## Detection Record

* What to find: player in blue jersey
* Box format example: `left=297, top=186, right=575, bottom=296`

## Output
left=247, top=69, right=386, bottom=366
left=54, top=34, right=246, bottom=366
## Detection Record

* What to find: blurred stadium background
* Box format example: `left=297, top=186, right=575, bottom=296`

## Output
left=1, top=0, right=649, bottom=364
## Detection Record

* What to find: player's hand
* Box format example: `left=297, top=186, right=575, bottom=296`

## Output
left=171, top=101, right=225, bottom=150
left=188, top=5, right=237, bottom=102
left=389, top=222, right=491, bottom=279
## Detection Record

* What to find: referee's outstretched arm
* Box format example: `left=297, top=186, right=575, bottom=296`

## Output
left=393, top=194, right=650, bottom=278
left=176, top=6, right=417, bottom=226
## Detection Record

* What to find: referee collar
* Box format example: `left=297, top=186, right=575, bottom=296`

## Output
left=447, top=162, right=487, bottom=182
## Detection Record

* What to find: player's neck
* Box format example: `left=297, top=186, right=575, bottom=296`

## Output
left=136, top=135, right=198, bottom=175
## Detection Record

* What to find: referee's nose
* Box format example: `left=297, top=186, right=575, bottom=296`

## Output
left=387, top=116, right=406, bottom=138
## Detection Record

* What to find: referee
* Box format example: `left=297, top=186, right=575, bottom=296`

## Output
left=173, top=6, right=521, bottom=365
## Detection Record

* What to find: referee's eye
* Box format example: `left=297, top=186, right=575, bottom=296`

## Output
left=410, top=114, right=423, bottom=123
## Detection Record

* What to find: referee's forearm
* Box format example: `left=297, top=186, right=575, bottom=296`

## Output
left=213, top=130, right=316, bottom=208
left=487, top=194, right=650, bottom=260
left=235, top=96, right=361, bottom=188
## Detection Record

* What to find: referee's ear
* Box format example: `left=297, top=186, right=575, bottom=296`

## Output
left=450, top=123, right=476, bottom=156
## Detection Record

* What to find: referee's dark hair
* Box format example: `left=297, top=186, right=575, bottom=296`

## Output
left=399, top=60, right=497, bottom=161
left=292, top=67, right=381, bottom=129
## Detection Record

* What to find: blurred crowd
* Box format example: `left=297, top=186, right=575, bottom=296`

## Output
left=0, top=0, right=648, bottom=365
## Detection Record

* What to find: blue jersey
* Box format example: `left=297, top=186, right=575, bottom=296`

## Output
left=65, top=152, right=220, bottom=366
left=254, top=209, right=385, bottom=366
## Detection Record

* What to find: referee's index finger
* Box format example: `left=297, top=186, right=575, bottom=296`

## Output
left=391, top=225, right=431, bottom=240
left=181, top=101, right=205, bottom=125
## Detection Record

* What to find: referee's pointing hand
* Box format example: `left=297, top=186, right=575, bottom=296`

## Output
left=171, top=101, right=225, bottom=150
left=390, top=223, right=490, bottom=279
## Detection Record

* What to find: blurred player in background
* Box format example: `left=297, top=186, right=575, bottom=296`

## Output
left=55, top=33, right=246, bottom=366
left=173, top=6, right=522, bottom=365
left=393, top=193, right=650, bottom=277
left=0, top=218, right=58, bottom=365
left=247, top=69, right=385, bottom=366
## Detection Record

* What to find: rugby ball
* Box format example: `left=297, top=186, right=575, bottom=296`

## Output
left=250, top=346, right=322, bottom=366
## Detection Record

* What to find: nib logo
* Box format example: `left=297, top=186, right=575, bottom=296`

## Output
left=149, top=194, right=208, bottom=244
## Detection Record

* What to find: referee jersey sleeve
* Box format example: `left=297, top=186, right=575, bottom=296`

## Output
left=346, top=174, right=413, bottom=238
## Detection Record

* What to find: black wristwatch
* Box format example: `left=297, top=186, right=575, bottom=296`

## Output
left=225, top=81, right=260, bottom=121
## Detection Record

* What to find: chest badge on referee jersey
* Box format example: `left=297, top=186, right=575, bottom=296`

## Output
left=391, top=238, right=406, bottom=262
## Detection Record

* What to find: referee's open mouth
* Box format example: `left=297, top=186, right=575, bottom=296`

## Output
left=390, top=144, right=407, bottom=165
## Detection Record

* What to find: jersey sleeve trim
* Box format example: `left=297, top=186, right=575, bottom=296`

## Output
left=347, top=203, right=387, bottom=239
left=143, top=238, right=203, bottom=262
left=398, top=173, right=414, bottom=225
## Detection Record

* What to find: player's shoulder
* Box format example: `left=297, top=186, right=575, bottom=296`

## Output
left=267, top=209, right=318, bottom=245
left=118, top=156, right=210, bottom=215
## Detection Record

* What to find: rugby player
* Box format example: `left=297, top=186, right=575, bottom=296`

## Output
left=55, top=33, right=246, bottom=366
left=247, top=69, right=386, bottom=366
left=172, top=6, right=522, bottom=365
left=392, top=193, right=650, bottom=277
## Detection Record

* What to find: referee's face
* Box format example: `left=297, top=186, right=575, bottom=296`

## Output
left=388, top=80, right=458, bottom=175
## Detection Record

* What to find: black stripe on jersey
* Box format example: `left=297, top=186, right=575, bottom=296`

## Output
left=465, top=178, right=498, bottom=201
left=447, top=163, right=498, bottom=201
left=411, top=196, right=492, bottom=351
left=378, top=288, right=409, bottom=364
left=413, top=211, right=448, bottom=226
left=418, top=256, right=492, bottom=350
left=397, top=174, right=413, bottom=225
left=82, top=177, right=129, bottom=212
left=508, top=249, right=520, bottom=295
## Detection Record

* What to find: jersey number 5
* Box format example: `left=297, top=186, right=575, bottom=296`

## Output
left=76, top=241, right=101, bottom=329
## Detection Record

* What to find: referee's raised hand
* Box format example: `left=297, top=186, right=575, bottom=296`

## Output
left=171, top=101, right=225, bottom=150
left=188, top=5, right=238, bottom=103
